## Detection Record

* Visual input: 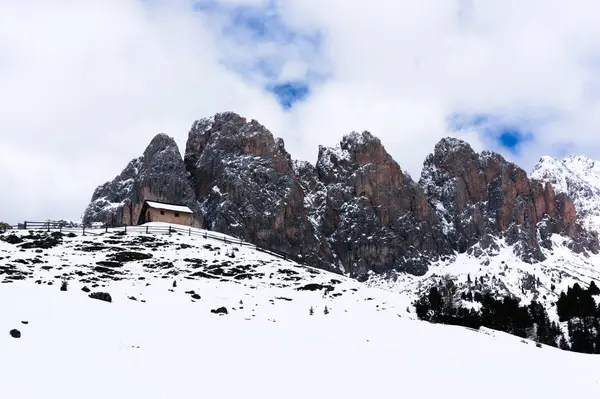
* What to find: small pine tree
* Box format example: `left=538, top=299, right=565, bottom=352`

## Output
left=172, top=280, right=177, bottom=288
left=467, top=274, right=472, bottom=285
left=239, top=299, right=243, bottom=305
left=588, top=280, right=600, bottom=295
left=324, top=306, right=329, bottom=315
left=559, top=335, right=570, bottom=351
left=309, top=306, right=314, bottom=316
left=60, top=280, right=68, bottom=292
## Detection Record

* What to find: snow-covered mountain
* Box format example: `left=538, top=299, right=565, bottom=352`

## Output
left=83, top=113, right=599, bottom=281
left=532, top=155, right=600, bottom=232
left=2, top=223, right=600, bottom=398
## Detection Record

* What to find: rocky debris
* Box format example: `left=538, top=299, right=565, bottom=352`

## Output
left=9, top=329, right=21, bottom=338
left=184, top=112, right=332, bottom=269
left=83, top=133, right=202, bottom=227
left=420, top=138, right=599, bottom=262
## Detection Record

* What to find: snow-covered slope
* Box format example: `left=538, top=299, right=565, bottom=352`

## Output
left=368, top=233, right=600, bottom=326
left=532, top=155, right=600, bottom=232
left=2, top=224, right=600, bottom=398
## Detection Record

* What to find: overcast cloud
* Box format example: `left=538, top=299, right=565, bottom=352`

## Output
left=2, top=0, right=600, bottom=223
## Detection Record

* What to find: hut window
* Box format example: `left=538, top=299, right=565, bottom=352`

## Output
left=160, top=210, right=165, bottom=215
left=174, top=212, right=180, bottom=217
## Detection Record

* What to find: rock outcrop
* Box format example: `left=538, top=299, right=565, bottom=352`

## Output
left=184, top=112, right=332, bottom=269
left=420, top=138, right=598, bottom=262
left=83, top=113, right=599, bottom=278
left=83, top=134, right=202, bottom=227
left=298, top=131, right=449, bottom=277
left=531, top=155, right=600, bottom=233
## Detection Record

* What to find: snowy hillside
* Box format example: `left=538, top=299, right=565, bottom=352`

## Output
left=369, top=234, right=600, bottom=322
left=3, top=223, right=600, bottom=398
left=532, top=155, right=600, bottom=232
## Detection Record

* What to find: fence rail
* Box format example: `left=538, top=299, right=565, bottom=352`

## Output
left=1, top=221, right=301, bottom=265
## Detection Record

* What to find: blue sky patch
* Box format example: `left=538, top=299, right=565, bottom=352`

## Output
left=192, top=0, right=327, bottom=110
left=266, top=81, right=311, bottom=109
left=447, top=113, right=534, bottom=152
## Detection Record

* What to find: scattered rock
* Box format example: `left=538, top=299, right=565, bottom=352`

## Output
left=296, top=283, right=335, bottom=293
left=1, top=234, right=23, bottom=244
left=10, top=329, right=21, bottom=338
left=89, top=292, right=112, bottom=303
left=211, top=307, right=228, bottom=315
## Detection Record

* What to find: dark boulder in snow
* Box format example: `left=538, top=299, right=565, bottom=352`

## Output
left=10, top=329, right=21, bottom=338
left=1, top=234, right=23, bottom=244
left=211, top=306, right=228, bottom=315
left=89, top=292, right=112, bottom=303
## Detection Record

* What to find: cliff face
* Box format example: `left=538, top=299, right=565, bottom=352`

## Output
left=420, top=138, right=598, bottom=261
left=83, top=113, right=598, bottom=278
left=82, top=134, right=202, bottom=227
left=184, top=112, right=333, bottom=270
left=297, top=132, right=449, bottom=278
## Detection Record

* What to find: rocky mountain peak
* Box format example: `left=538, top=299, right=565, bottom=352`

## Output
left=184, top=113, right=331, bottom=269
left=82, top=133, right=201, bottom=227
left=532, top=154, right=600, bottom=233
left=83, top=116, right=600, bottom=280
left=307, top=131, right=445, bottom=277
left=422, top=137, right=598, bottom=260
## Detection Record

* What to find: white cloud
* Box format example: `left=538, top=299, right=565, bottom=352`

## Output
left=3, top=0, right=600, bottom=223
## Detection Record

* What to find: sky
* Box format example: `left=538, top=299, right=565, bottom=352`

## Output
left=3, top=0, right=600, bottom=223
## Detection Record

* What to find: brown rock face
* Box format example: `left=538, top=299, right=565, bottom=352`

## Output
left=302, top=132, right=448, bottom=277
left=420, top=137, right=598, bottom=261
left=184, top=112, right=332, bottom=269
left=83, top=134, right=202, bottom=227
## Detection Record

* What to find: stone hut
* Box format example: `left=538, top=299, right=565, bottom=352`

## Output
left=137, top=200, right=194, bottom=226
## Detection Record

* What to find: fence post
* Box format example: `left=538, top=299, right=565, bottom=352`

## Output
left=168, top=226, right=172, bottom=236
left=105, top=225, right=108, bottom=233
left=125, top=225, right=127, bottom=234
left=24, top=221, right=27, bottom=229
left=83, top=226, right=86, bottom=236
left=146, top=226, right=148, bottom=234
left=189, top=228, right=191, bottom=236
left=47, top=222, right=50, bottom=232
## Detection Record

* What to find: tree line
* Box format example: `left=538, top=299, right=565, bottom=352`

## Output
left=414, top=276, right=600, bottom=354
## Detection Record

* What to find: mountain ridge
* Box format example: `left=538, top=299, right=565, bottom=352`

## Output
left=83, top=112, right=599, bottom=279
